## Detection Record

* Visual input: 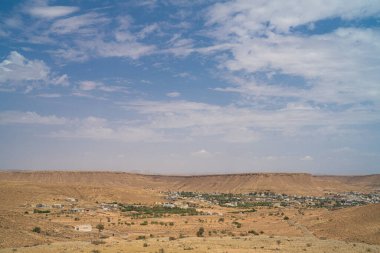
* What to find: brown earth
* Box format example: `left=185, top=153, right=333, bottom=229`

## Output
left=304, top=203, right=380, bottom=245
left=0, top=171, right=379, bottom=251
left=1, top=235, right=379, bottom=253
left=1, top=171, right=379, bottom=196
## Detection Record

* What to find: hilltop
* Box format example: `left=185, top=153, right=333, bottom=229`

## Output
left=0, top=171, right=379, bottom=196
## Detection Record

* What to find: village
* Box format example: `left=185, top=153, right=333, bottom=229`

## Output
left=24, top=189, right=380, bottom=239
left=165, top=190, right=380, bottom=209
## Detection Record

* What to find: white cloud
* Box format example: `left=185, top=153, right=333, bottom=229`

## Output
left=175, top=72, right=191, bottom=78
left=163, top=34, right=195, bottom=57
left=52, top=74, right=69, bottom=86
left=0, top=111, right=67, bottom=125
left=78, top=80, right=128, bottom=94
left=48, top=13, right=156, bottom=62
left=0, top=51, right=50, bottom=83
left=300, top=155, right=314, bottom=161
left=166, top=91, right=181, bottom=97
left=123, top=99, right=380, bottom=141
left=204, top=1, right=380, bottom=109
left=54, top=36, right=156, bottom=62
left=28, top=6, right=79, bottom=19
left=79, top=80, right=98, bottom=91
left=51, top=13, right=109, bottom=34
left=206, top=0, right=380, bottom=35
left=36, top=93, right=62, bottom=98
left=50, top=116, right=164, bottom=142
left=137, top=23, right=159, bottom=39
left=0, top=51, right=69, bottom=91
left=221, top=29, right=380, bottom=104
left=71, top=92, right=107, bottom=101
left=89, top=39, right=156, bottom=59
left=191, top=149, right=211, bottom=157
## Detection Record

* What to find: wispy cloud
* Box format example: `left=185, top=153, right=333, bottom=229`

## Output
left=204, top=0, right=380, bottom=121
left=36, top=93, right=62, bottom=98
left=191, top=149, right=212, bottom=157
left=78, top=80, right=128, bottom=94
left=166, top=91, right=181, bottom=98
left=0, top=111, right=67, bottom=125
left=50, top=12, right=108, bottom=34
left=27, top=5, right=79, bottom=19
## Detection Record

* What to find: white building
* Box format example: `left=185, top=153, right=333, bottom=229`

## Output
left=52, top=203, right=64, bottom=208
left=66, top=197, right=77, bottom=202
left=74, top=224, right=92, bottom=232
left=163, top=203, right=176, bottom=208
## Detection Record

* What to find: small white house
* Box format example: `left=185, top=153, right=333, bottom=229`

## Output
left=69, top=208, right=84, bottom=213
left=52, top=203, right=64, bottom=208
left=163, top=203, right=176, bottom=208
left=35, top=203, right=49, bottom=208
left=74, top=224, right=92, bottom=232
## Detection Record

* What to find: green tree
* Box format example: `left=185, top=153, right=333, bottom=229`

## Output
left=96, top=224, right=104, bottom=238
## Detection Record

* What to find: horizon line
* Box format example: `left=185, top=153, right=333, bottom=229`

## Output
left=0, top=168, right=378, bottom=177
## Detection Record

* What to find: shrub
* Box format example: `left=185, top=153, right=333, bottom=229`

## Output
left=248, top=230, right=259, bottom=235
left=196, top=227, right=205, bottom=237
left=232, top=221, right=242, bottom=228
left=143, top=242, right=148, bottom=247
left=33, top=209, right=50, bottom=214
left=91, top=240, right=106, bottom=245
left=136, top=235, right=146, bottom=240
left=32, top=227, right=41, bottom=233
left=283, top=216, right=289, bottom=220
left=96, top=224, right=104, bottom=232
left=218, top=217, right=224, bottom=222
left=169, top=236, right=176, bottom=241
left=140, top=221, right=148, bottom=226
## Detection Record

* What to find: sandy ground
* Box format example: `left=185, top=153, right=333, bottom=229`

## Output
left=0, top=235, right=379, bottom=253
left=0, top=171, right=379, bottom=252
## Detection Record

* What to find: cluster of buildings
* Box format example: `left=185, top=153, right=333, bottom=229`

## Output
left=164, top=190, right=380, bottom=209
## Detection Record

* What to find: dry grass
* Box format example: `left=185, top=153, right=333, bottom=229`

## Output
left=0, top=235, right=379, bottom=253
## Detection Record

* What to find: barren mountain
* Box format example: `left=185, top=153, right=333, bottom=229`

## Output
left=0, top=171, right=378, bottom=196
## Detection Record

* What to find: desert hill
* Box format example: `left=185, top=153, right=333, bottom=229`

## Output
left=0, top=171, right=379, bottom=196
left=306, top=203, right=380, bottom=245
left=0, top=171, right=380, bottom=199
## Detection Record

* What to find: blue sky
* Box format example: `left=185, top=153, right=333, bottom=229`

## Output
left=0, top=0, right=379, bottom=175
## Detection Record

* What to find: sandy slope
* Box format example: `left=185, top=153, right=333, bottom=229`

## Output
left=306, top=203, right=380, bottom=245
left=0, top=171, right=378, bottom=195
